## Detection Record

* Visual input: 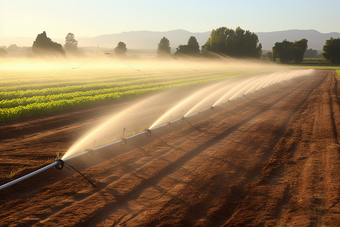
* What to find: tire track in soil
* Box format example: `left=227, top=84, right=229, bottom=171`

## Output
left=223, top=71, right=340, bottom=227
left=32, top=73, right=321, bottom=226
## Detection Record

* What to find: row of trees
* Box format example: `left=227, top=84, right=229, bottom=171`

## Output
left=322, top=38, right=340, bottom=64
left=202, top=27, right=262, bottom=58
left=157, top=36, right=200, bottom=57
left=30, top=27, right=263, bottom=59
left=269, top=37, right=340, bottom=64
left=31, top=31, right=129, bottom=57
left=272, top=39, right=308, bottom=63
left=32, top=31, right=77, bottom=56
left=11, top=29, right=340, bottom=64
left=157, top=26, right=262, bottom=59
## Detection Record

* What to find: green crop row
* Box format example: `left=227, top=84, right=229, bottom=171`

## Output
left=0, top=74, right=241, bottom=122
left=0, top=75, right=150, bottom=92
left=0, top=70, right=230, bottom=92
left=0, top=73, right=238, bottom=108
left=0, top=72, right=239, bottom=101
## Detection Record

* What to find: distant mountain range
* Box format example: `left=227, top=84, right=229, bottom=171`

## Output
left=1, top=29, right=340, bottom=51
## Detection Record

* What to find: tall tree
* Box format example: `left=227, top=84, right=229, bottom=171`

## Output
left=114, top=41, right=127, bottom=55
left=174, top=36, right=200, bottom=56
left=157, top=37, right=171, bottom=57
left=187, top=36, right=200, bottom=54
left=272, top=39, right=308, bottom=63
left=64, top=33, right=78, bottom=53
left=292, top=39, right=308, bottom=63
left=202, top=26, right=262, bottom=58
left=322, top=37, right=340, bottom=64
left=32, top=31, right=65, bottom=56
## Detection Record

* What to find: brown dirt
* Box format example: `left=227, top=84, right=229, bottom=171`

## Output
left=1, top=70, right=340, bottom=226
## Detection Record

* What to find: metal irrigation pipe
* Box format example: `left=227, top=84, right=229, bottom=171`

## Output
left=0, top=162, right=57, bottom=190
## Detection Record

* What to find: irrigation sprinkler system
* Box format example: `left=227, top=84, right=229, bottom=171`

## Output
left=0, top=57, right=315, bottom=191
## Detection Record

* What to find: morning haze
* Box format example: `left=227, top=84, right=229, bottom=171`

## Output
left=1, top=29, right=339, bottom=51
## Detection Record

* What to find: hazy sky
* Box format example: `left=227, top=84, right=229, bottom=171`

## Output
left=1, top=0, right=339, bottom=38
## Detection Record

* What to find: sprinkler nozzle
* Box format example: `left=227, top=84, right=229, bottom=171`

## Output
left=146, top=129, right=152, bottom=137
left=55, top=158, right=64, bottom=170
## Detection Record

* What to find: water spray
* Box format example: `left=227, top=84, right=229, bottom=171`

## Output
left=106, top=54, right=157, bottom=80
left=72, top=53, right=111, bottom=70
left=0, top=69, right=314, bottom=191
left=49, top=53, right=111, bottom=79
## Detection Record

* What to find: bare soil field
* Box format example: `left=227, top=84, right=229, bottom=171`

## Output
left=1, top=70, right=340, bottom=226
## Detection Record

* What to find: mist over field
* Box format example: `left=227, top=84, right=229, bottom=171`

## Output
left=1, top=29, right=340, bottom=51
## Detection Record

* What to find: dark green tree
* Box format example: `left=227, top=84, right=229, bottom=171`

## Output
left=292, top=39, right=308, bottom=63
left=272, top=40, right=293, bottom=63
left=322, top=37, right=340, bottom=64
left=304, top=49, right=319, bottom=58
left=272, top=39, right=308, bottom=63
left=174, top=36, right=200, bottom=56
left=114, top=41, right=127, bottom=55
left=64, top=33, right=78, bottom=53
left=157, top=37, right=171, bottom=57
left=187, top=36, right=200, bottom=54
left=202, top=26, right=262, bottom=58
left=32, top=31, right=65, bottom=56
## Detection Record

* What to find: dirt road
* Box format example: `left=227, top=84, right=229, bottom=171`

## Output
left=1, top=70, right=339, bottom=226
